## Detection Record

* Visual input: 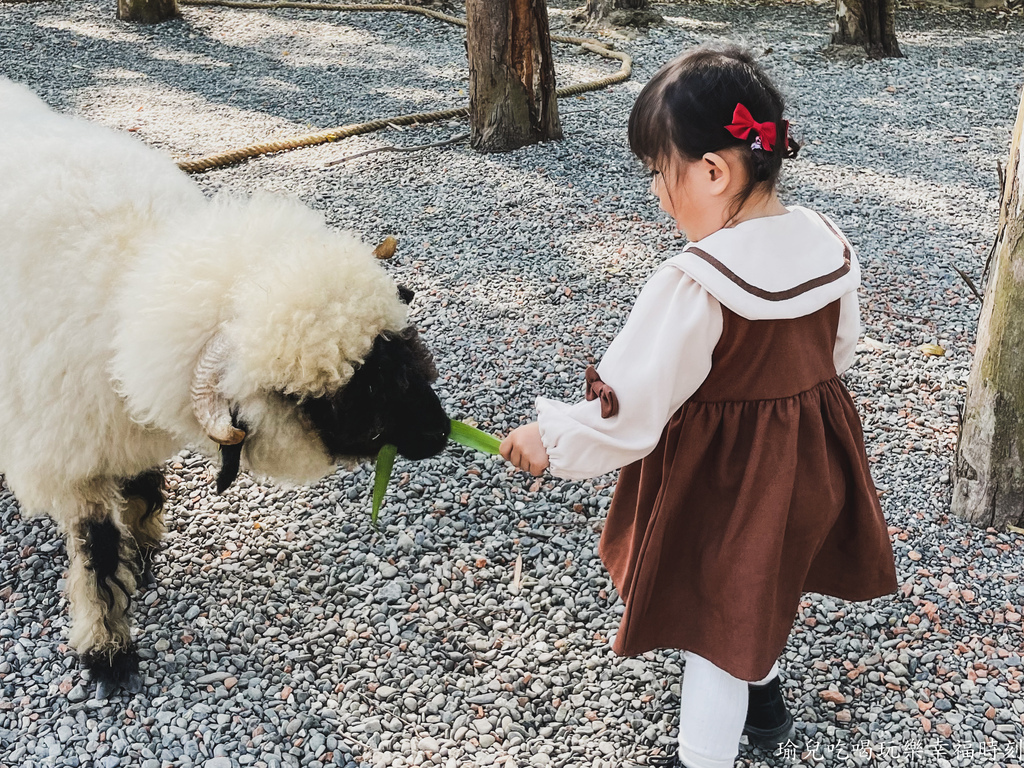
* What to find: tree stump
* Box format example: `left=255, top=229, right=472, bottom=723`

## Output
left=831, top=0, right=902, bottom=59
left=583, top=0, right=662, bottom=27
left=952, top=90, right=1024, bottom=530
left=466, top=0, right=562, bottom=153
left=118, top=0, right=178, bottom=23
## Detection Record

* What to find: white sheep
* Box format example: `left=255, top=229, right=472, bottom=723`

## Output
left=0, top=78, right=451, bottom=694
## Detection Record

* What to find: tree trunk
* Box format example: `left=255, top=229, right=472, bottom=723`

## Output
left=831, top=0, right=902, bottom=59
left=118, top=0, right=178, bottom=23
left=466, top=0, right=562, bottom=153
left=952, top=90, right=1024, bottom=531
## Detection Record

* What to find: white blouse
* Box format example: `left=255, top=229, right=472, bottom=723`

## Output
left=536, top=206, right=863, bottom=481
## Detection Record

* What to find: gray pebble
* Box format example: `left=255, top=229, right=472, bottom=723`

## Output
left=67, top=684, right=88, bottom=704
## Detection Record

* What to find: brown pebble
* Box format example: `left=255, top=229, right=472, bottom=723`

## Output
left=373, top=236, right=398, bottom=260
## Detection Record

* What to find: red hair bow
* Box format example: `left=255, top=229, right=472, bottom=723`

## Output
left=585, top=365, right=619, bottom=419
left=725, top=103, right=785, bottom=153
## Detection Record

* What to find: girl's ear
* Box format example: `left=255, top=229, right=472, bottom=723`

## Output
left=701, top=152, right=731, bottom=194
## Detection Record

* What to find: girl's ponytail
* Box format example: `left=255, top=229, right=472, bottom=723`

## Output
left=752, top=118, right=799, bottom=181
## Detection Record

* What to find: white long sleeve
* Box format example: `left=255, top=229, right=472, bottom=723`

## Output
left=535, top=265, right=723, bottom=481
left=833, top=289, right=860, bottom=375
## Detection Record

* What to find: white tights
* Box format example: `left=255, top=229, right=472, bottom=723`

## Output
left=674, top=652, right=781, bottom=768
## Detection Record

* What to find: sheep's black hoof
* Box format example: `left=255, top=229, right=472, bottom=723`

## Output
left=82, top=647, right=141, bottom=697
left=95, top=673, right=141, bottom=700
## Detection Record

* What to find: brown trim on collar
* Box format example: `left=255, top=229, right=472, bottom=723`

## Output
left=684, top=211, right=852, bottom=302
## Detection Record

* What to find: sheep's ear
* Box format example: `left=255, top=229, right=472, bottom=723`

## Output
left=215, top=412, right=248, bottom=494
left=397, top=285, right=414, bottom=305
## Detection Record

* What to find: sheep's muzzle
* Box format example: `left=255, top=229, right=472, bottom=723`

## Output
left=296, top=325, right=449, bottom=462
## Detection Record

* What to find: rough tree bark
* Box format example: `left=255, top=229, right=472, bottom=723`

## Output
left=466, top=0, right=562, bottom=153
left=952, top=90, right=1024, bottom=531
left=118, top=0, right=178, bottom=23
left=831, top=0, right=902, bottom=59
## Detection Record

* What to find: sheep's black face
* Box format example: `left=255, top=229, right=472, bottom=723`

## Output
left=297, top=326, right=450, bottom=461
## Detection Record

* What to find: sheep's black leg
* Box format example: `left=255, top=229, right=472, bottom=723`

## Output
left=120, top=470, right=166, bottom=588
left=67, top=509, right=142, bottom=698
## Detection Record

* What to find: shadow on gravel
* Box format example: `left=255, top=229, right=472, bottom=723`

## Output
left=8, top=4, right=468, bottom=136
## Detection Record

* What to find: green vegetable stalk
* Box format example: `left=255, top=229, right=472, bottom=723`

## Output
left=370, top=419, right=501, bottom=523
left=448, top=419, right=501, bottom=455
left=371, top=443, right=397, bottom=525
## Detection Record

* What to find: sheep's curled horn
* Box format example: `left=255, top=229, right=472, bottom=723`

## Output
left=190, top=334, right=245, bottom=446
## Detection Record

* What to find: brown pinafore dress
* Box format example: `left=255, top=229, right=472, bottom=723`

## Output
left=598, top=298, right=899, bottom=682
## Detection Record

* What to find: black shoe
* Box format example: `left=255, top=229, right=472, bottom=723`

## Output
left=743, top=675, right=795, bottom=749
left=644, top=752, right=687, bottom=768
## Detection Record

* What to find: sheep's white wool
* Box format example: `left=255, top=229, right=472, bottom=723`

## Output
left=235, top=393, right=339, bottom=485
left=0, top=80, right=194, bottom=513
left=0, top=75, right=408, bottom=508
left=109, top=191, right=410, bottom=450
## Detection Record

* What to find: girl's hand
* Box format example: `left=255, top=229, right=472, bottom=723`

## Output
left=500, top=422, right=550, bottom=476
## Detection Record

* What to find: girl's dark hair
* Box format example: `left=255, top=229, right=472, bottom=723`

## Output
left=628, top=43, right=800, bottom=222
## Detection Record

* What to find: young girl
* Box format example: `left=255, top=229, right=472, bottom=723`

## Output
left=499, top=44, right=899, bottom=768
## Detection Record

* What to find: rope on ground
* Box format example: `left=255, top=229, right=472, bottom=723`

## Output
left=175, top=0, right=632, bottom=174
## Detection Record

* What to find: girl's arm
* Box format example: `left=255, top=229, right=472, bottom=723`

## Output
left=821, top=211, right=861, bottom=377
left=530, top=266, right=723, bottom=481
left=833, top=289, right=861, bottom=375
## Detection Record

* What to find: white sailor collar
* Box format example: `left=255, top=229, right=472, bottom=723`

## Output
left=660, top=206, right=860, bottom=321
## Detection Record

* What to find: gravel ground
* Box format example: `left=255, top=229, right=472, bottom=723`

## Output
left=2, top=1, right=1024, bottom=767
